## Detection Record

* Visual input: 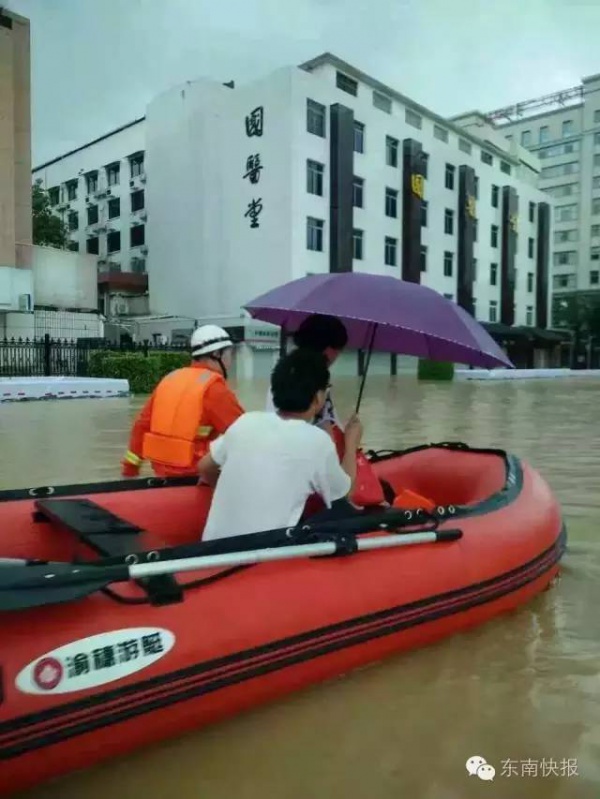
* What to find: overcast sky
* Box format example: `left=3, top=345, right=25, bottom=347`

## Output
left=8, top=0, right=600, bottom=167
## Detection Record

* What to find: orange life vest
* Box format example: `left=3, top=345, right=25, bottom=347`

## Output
left=141, top=367, right=223, bottom=469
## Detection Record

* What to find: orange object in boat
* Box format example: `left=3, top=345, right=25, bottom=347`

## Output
left=392, top=487, right=437, bottom=513
left=0, top=442, right=566, bottom=796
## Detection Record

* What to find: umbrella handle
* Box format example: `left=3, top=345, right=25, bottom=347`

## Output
left=355, top=324, right=378, bottom=414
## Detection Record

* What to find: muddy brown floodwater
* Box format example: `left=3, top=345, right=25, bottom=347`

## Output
left=1, top=375, right=599, bottom=799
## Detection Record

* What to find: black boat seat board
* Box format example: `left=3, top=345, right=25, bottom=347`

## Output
left=31, top=498, right=183, bottom=605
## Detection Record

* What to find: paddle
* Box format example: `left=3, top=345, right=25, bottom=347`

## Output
left=0, top=528, right=462, bottom=612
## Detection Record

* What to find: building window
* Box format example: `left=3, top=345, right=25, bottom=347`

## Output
left=472, top=257, right=477, bottom=281
left=48, top=187, right=60, bottom=206
left=354, top=121, right=365, bottom=153
left=87, top=205, right=98, bottom=225
left=459, top=138, right=472, bottom=154
left=385, top=187, right=398, bottom=218
left=553, top=251, right=577, bottom=266
left=527, top=272, right=534, bottom=292
left=68, top=241, right=79, bottom=252
left=307, top=217, right=324, bottom=251
left=529, top=202, right=535, bottom=222
left=593, top=198, right=600, bottom=216
left=562, top=120, right=574, bottom=137
left=481, top=151, right=493, bottom=166
left=353, top=176, right=364, bottom=208
left=595, top=110, right=600, bottom=125
left=131, top=257, right=146, bottom=274
left=67, top=211, right=78, bottom=231
left=307, top=160, right=324, bottom=196
left=336, top=71, right=358, bottom=96
left=130, top=224, right=145, bottom=248
left=521, top=130, right=531, bottom=147
left=491, top=225, right=499, bottom=248
left=86, top=236, right=99, bottom=255
left=593, top=176, right=600, bottom=189
left=85, top=172, right=98, bottom=194
left=556, top=203, right=578, bottom=222
left=66, top=180, right=77, bottom=201
left=548, top=183, right=577, bottom=198
left=491, top=185, right=499, bottom=208
left=353, top=229, right=364, bottom=260
left=421, top=200, right=428, bottom=227
left=434, top=125, right=449, bottom=143
left=108, top=198, right=120, bottom=219
left=445, top=164, right=455, bottom=190
left=595, top=133, right=600, bottom=147
left=420, top=245, right=427, bottom=272
left=591, top=270, right=599, bottom=285
left=490, top=263, right=498, bottom=286
left=385, top=236, right=397, bottom=266
left=553, top=274, right=575, bottom=289
left=405, top=108, right=422, bottom=129
left=591, top=247, right=600, bottom=262
left=541, top=161, right=579, bottom=179
left=444, top=209, right=454, bottom=235
left=473, top=218, right=478, bottom=242
left=107, top=231, right=121, bottom=254
left=386, top=136, right=398, bottom=167
left=131, top=190, right=145, bottom=212
left=555, top=229, right=578, bottom=243
left=306, top=99, right=326, bottom=137
left=474, top=175, right=479, bottom=199
left=489, top=300, right=498, bottom=322
left=420, top=153, right=429, bottom=179
left=526, top=306, right=533, bottom=326
left=539, top=126, right=550, bottom=143
left=443, top=251, right=453, bottom=277
left=130, top=153, right=144, bottom=178
left=528, top=237, right=534, bottom=258
left=373, top=91, right=391, bottom=113
left=591, top=224, right=600, bottom=238
left=500, top=161, right=511, bottom=175
left=106, top=163, right=120, bottom=186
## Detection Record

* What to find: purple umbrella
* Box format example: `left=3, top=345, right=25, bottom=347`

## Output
left=244, top=273, right=513, bottom=409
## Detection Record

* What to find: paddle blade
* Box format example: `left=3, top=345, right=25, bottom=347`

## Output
left=0, top=563, right=123, bottom=612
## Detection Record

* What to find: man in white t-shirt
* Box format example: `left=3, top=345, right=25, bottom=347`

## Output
left=197, top=349, right=363, bottom=541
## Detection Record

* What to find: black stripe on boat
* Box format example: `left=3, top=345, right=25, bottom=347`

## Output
left=0, top=525, right=566, bottom=760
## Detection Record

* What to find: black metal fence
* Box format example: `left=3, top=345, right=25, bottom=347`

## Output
left=0, top=336, right=188, bottom=378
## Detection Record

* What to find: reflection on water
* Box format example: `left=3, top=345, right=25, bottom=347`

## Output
left=1, top=376, right=599, bottom=798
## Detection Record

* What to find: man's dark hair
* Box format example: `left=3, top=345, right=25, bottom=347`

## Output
left=292, top=314, right=348, bottom=352
left=271, top=349, right=330, bottom=413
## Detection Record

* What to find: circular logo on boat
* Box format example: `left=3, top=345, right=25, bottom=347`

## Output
left=32, top=657, right=63, bottom=690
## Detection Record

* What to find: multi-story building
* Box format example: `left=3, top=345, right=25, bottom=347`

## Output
left=32, top=52, right=562, bottom=367
left=145, top=52, right=556, bottom=365
left=31, top=118, right=148, bottom=318
left=486, top=76, right=600, bottom=326
left=0, top=9, right=34, bottom=336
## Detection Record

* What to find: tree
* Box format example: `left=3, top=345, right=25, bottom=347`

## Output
left=32, top=179, right=69, bottom=248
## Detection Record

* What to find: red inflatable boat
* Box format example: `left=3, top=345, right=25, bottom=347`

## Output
left=0, top=443, right=565, bottom=796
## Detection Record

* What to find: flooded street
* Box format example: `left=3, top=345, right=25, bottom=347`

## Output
left=1, top=375, right=599, bottom=798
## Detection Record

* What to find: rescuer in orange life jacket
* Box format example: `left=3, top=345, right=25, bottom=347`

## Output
left=121, top=325, right=244, bottom=478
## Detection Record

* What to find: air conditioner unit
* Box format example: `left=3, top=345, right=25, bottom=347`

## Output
left=129, top=179, right=135, bottom=188
left=140, top=175, right=146, bottom=183
left=18, top=293, right=32, bottom=312
left=140, top=211, right=147, bottom=221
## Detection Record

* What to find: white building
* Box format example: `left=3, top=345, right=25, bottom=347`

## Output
left=31, top=118, right=148, bottom=318
left=485, top=76, right=600, bottom=305
left=146, top=53, right=554, bottom=346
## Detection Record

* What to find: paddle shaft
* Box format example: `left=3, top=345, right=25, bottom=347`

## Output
left=1, top=529, right=462, bottom=593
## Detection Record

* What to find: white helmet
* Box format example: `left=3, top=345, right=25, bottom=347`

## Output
left=190, top=325, right=233, bottom=358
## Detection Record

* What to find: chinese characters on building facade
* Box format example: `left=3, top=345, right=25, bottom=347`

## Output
left=65, top=632, right=165, bottom=679
left=243, top=106, right=264, bottom=229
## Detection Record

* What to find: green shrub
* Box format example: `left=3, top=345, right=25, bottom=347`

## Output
left=88, top=351, right=191, bottom=394
left=417, top=358, right=455, bottom=381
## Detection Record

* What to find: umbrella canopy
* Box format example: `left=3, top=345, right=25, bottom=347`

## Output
left=244, top=273, right=513, bottom=369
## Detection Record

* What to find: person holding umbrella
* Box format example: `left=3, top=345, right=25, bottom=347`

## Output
left=265, top=313, right=387, bottom=510
left=265, top=313, right=348, bottom=433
